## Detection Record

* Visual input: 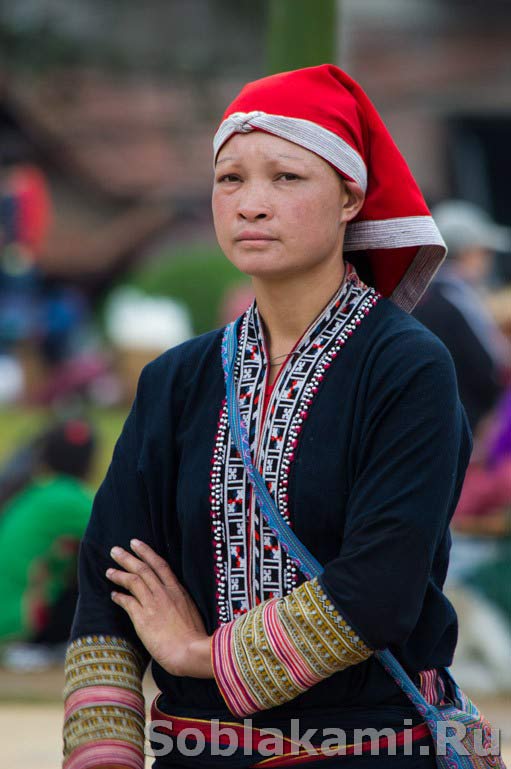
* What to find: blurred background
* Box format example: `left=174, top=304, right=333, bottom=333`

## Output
left=0, top=1, right=510, bottom=766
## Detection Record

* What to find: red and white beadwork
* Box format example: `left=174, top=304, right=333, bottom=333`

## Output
left=210, top=264, right=380, bottom=623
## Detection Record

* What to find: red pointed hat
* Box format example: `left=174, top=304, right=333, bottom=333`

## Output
left=214, top=64, right=446, bottom=312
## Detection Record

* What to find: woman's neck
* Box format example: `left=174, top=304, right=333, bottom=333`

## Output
left=253, top=260, right=346, bottom=360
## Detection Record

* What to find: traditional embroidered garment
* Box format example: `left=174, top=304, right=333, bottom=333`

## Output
left=63, top=263, right=472, bottom=768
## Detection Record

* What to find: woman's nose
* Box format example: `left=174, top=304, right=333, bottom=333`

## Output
left=237, top=186, right=272, bottom=221
left=238, top=209, right=269, bottom=221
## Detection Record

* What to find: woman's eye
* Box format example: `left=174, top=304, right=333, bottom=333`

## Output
left=218, top=174, right=241, bottom=183
left=276, top=173, right=299, bottom=181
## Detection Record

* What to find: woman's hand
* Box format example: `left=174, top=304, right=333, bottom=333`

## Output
left=106, top=539, right=213, bottom=678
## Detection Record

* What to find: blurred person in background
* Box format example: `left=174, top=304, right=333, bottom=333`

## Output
left=0, top=163, right=93, bottom=404
left=0, top=418, right=95, bottom=669
left=445, top=387, right=511, bottom=695
left=417, top=209, right=511, bottom=693
left=413, top=200, right=511, bottom=435
left=445, top=322, right=511, bottom=695
left=0, top=163, right=52, bottom=357
left=0, top=426, right=48, bottom=512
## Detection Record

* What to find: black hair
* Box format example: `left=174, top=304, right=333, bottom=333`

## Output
left=40, top=420, right=96, bottom=480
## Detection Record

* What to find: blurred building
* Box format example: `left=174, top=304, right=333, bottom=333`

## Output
left=0, top=1, right=265, bottom=295
left=342, top=0, right=511, bottom=275
left=0, top=0, right=509, bottom=289
left=0, top=1, right=264, bottom=78
left=0, top=80, right=180, bottom=294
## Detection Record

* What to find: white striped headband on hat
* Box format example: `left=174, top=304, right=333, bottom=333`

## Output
left=214, top=110, right=368, bottom=194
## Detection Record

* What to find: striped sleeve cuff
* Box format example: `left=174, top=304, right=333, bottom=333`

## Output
left=62, top=634, right=146, bottom=769
left=212, top=577, right=372, bottom=717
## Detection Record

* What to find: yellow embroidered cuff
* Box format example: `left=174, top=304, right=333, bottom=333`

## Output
left=212, top=577, right=372, bottom=717
left=62, top=634, right=145, bottom=768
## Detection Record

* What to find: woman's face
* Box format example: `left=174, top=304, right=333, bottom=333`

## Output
left=212, top=131, right=360, bottom=281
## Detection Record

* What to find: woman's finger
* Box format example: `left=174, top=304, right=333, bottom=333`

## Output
left=128, top=541, right=207, bottom=632
left=129, top=539, right=183, bottom=592
left=109, top=546, right=160, bottom=593
left=110, top=590, right=139, bottom=620
left=106, top=568, right=152, bottom=606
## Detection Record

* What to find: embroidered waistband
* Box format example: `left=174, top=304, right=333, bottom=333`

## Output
left=150, top=694, right=430, bottom=767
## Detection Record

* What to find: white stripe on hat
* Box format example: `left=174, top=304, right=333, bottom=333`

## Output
left=345, top=216, right=446, bottom=312
left=214, top=111, right=368, bottom=193
left=344, top=215, right=446, bottom=251
left=391, top=244, right=446, bottom=313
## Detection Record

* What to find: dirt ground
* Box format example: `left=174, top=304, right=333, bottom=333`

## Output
left=1, top=666, right=510, bottom=768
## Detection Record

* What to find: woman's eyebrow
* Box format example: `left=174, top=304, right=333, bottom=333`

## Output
left=216, top=156, right=243, bottom=166
left=274, top=153, right=306, bottom=161
left=216, top=153, right=307, bottom=166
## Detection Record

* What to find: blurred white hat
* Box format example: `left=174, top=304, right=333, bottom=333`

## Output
left=432, top=200, right=511, bottom=255
left=105, top=288, right=193, bottom=350
left=0, top=356, right=24, bottom=404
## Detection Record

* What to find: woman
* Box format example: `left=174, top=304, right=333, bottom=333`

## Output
left=62, top=65, right=472, bottom=768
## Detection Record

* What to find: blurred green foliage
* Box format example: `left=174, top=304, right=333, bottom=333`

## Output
left=267, top=0, right=337, bottom=74
left=125, top=243, right=249, bottom=335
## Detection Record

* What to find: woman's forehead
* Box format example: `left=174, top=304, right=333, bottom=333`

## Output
left=216, top=131, right=318, bottom=166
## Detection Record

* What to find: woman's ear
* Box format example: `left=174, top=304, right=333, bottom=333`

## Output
left=340, top=179, right=365, bottom=224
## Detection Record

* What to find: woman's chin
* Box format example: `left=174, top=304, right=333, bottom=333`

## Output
left=226, top=252, right=289, bottom=279
left=233, top=261, right=296, bottom=281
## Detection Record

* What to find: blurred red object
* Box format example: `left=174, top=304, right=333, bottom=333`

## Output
left=218, top=283, right=254, bottom=326
left=456, top=460, right=511, bottom=520
left=26, top=352, right=109, bottom=406
left=9, top=165, right=52, bottom=257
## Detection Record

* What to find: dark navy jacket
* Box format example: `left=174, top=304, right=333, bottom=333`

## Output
left=72, top=296, right=472, bottom=724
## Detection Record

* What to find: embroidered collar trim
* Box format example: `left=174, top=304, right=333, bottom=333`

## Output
left=210, top=263, right=380, bottom=622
